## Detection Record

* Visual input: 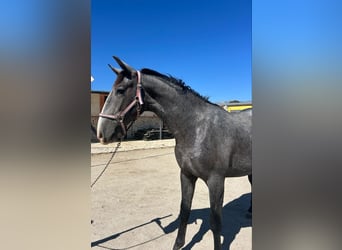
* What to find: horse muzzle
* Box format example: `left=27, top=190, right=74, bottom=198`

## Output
left=97, top=117, right=124, bottom=144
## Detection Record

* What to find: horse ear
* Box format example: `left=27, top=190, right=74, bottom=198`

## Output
left=113, top=56, right=135, bottom=74
left=108, top=64, right=121, bottom=75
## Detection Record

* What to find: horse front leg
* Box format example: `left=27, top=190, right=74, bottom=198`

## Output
left=173, top=170, right=197, bottom=250
left=207, top=175, right=225, bottom=250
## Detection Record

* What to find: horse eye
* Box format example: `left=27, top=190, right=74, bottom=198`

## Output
left=116, top=88, right=125, bottom=95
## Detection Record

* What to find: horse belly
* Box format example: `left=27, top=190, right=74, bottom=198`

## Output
left=225, top=153, right=251, bottom=177
left=175, top=140, right=251, bottom=179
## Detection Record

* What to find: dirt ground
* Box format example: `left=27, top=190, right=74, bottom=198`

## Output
left=91, top=141, right=252, bottom=250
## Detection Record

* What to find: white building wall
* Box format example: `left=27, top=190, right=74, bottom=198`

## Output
left=91, top=93, right=101, bottom=116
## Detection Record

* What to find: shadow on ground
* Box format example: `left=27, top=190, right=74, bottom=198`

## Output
left=92, top=193, right=251, bottom=249
left=161, top=192, right=252, bottom=249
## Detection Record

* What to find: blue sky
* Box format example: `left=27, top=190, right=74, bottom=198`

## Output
left=91, top=0, right=251, bottom=103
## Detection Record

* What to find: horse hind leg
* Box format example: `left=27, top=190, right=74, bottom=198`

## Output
left=248, top=174, right=252, bottom=214
left=207, top=175, right=225, bottom=250
left=173, top=171, right=197, bottom=250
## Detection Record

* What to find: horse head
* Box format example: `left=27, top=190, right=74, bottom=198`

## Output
left=97, top=56, right=144, bottom=144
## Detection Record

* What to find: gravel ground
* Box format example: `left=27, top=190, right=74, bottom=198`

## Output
left=91, top=140, right=252, bottom=250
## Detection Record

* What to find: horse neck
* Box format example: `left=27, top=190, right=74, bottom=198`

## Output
left=141, top=75, right=209, bottom=139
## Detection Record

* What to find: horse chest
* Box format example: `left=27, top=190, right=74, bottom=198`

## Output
left=175, top=147, right=215, bottom=179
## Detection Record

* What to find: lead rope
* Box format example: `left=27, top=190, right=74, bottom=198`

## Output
left=91, top=140, right=122, bottom=188
left=92, top=72, right=142, bottom=189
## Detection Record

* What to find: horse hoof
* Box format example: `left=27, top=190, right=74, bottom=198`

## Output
left=91, top=220, right=94, bottom=224
left=173, top=240, right=185, bottom=250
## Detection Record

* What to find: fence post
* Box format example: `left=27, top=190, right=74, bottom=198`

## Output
left=159, top=119, right=163, bottom=140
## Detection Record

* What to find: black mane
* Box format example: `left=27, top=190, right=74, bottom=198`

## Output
left=141, top=68, right=214, bottom=105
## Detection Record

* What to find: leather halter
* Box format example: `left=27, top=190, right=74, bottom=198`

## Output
left=99, top=71, right=144, bottom=137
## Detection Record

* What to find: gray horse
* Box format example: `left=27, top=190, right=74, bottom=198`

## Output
left=97, top=57, right=252, bottom=250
